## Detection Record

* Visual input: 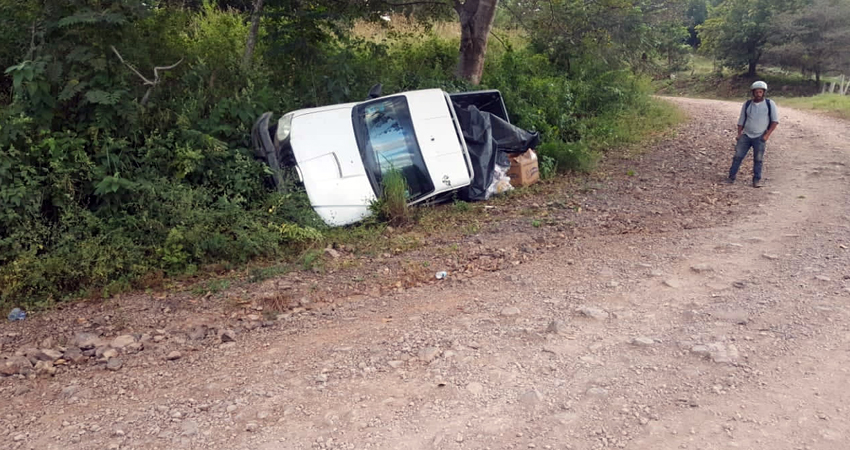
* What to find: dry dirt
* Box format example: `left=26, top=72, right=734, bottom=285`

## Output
left=2, top=97, right=850, bottom=450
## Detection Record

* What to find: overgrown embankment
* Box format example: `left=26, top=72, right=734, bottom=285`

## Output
left=654, top=70, right=821, bottom=99
left=778, top=94, right=850, bottom=120
left=0, top=4, right=679, bottom=310
left=653, top=65, right=850, bottom=119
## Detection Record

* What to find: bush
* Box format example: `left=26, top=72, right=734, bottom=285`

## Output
left=369, top=170, right=412, bottom=226
left=537, top=141, right=598, bottom=174
left=538, top=154, right=558, bottom=180
left=0, top=3, right=664, bottom=309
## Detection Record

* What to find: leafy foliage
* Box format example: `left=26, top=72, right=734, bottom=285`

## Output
left=369, top=169, right=412, bottom=226
left=764, top=0, right=850, bottom=83
left=501, top=0, right=689, bottom=75
left=0, top=1, right=670, bottom=309
left=697, top=0, right=802, bottom=76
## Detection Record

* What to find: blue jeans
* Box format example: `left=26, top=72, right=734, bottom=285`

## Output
left=728, top=134, right=766, bottom=182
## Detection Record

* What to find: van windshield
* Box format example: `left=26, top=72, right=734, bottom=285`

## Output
left=353, top=96, right=434, bottom=201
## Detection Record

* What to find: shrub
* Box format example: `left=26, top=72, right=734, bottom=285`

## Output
left=537, top=141, right=599, bottom=174
left=369, top=169, right=412, bottom=226
left=538, top=154, right=558, bottom=180
left=0, top=3, right=663, bottom=309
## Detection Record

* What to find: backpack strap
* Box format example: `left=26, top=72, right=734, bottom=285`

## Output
left=766, top=98, right=773, bottom=123
left=742, top=99, right=753, bottom=128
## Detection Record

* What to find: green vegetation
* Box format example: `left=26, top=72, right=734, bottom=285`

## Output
left=658, top=0, right=850, bottom=97
left=655, top=55, right=823, bottom=98
left=0, top=0, right=687, bottom=310
left=695, top=0, right=850, bottom=79
left=191, top=279, right=231, bottom=296
left=369, top=170, right=412, bottom=226
left=778, top=94, right=850, bottom=120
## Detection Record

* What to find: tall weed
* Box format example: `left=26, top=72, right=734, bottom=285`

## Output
left=369, top=170, right=412, bottom=226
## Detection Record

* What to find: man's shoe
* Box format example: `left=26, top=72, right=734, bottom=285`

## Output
left=752, top=179, right=763, bottom=188
left=724, top=177, right=735, bottom=185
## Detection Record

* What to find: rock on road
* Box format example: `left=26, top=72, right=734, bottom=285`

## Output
left=3, top=98, right=850, bottom=450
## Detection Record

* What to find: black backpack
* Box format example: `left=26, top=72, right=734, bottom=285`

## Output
left=741, top=98, right=773, bottom=133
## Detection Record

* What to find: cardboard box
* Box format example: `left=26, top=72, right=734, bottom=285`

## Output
left=506, top=149, right=539, bottom=187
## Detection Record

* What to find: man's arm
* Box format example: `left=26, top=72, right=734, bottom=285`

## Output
left=763, top=121, right=779, bottom=141
left=736, top=103, right=747, bottom=138
left=763, top=101, right=779, bottom=141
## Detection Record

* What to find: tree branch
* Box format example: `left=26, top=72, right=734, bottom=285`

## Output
left=111, top=46, right=155, bottom=85
left=111, top=46, right=183, bottom=106
left=152, top=59, right=184, bottom=82
left=499, top=2, right=531, bottom=32
left=489, top=29, right=509, bottom=50
left=26, top=21, right=37, bottom=60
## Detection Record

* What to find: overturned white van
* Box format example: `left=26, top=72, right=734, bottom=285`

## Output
left=252, top=87, right=538, bottom=226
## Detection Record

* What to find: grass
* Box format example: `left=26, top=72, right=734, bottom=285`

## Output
left=657, top=53, right=850, bottom=120
left=584, top=98, right=686, bottom=160
left=656, top=59, right=850, bottom=123
left=775, top=94, right=850, bottom=120
left=300, top=249, right=325, bottom=272
left=248, top=264, right=290, bottom=283
left=351, top=15, right=527, bottom=50
left=369, top=169, right=412, bottom=226
left=191, top=279, right=231, bottom=296
left=352, top=16, right=464, bottom=41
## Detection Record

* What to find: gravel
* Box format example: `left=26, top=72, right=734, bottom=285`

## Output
left=2, top=99, right=850, bottom=450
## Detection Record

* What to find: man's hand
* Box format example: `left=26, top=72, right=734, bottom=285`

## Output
left=762, top=133, right=771, bottom=142
left=735, top=134, right=742, bottom=144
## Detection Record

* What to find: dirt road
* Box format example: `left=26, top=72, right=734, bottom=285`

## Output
left=3, top=98, right=850, bottom=450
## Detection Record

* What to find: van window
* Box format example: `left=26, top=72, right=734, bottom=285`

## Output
left=353, top=96, right=434, bottom=201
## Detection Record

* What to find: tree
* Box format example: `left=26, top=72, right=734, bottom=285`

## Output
left=501, top=0, right=686, bottom=75
left=239, top=0, right=499, bottom=84
left=685, top=0, right=708, bottom=47
left=453, top=0, right=499, bottom=84
left=242, top=0, right=265, bottom=68
left=366, top=0, right=500, bottom=84
left=697, top=0, right=801, bottom=76
left=766, top=0, right=850, bottom=85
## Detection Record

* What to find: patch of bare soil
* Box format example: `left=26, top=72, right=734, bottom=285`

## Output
left=3, top=98, right=850, bottom=450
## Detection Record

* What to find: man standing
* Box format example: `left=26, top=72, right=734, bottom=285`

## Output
left=726, top=81, right=779, bottom=188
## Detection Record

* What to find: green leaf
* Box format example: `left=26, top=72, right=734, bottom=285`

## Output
left=4, top=61, right=27, bottom=75
left=57, top=11, right=127, bottom=28
left=58, top=81, right=87, bottom=101
left=84, top=90, right=120, bottom=105
left=11, top=70, right=24, bottom=91
left=94, top=175, right=122, bottom=196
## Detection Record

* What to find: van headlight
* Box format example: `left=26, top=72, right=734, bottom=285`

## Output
left=276, top=113, right=293, bottom=142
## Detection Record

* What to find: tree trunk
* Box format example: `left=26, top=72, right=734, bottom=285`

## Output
left=242, top=0, right=265, bottom=69
left=455, top=0, right=499, bottom=85
left=747, top=59, right=757, bottom=77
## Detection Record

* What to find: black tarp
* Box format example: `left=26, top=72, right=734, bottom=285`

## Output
left=449, top=90, right=510, bottom=122
left=454, top=104, right=540, bottom=201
